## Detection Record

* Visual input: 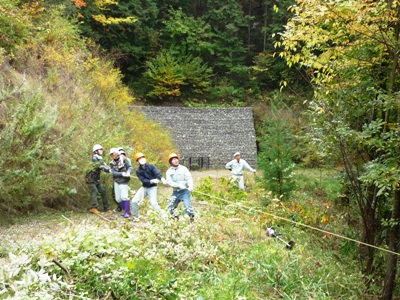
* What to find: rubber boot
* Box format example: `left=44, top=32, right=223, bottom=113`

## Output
left=122, top=200, right=131, bottom=218
left=119, top=202, right=125, bottom=217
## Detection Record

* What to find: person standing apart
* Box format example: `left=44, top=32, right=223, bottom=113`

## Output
left=131, top=152, right=167, bottom=220
left=165, top=153, right=195, bottom=221
left=225, top=151, right=256, bottom=190
left=109, top=147, right=133, bottom=218
left=85, top=144, right=112, bottom=214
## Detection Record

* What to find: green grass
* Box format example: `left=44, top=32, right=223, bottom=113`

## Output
left=0, top=168, right=388, bottom=299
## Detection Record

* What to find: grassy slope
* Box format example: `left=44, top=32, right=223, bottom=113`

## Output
left=0, top=169, right=369, bottom=299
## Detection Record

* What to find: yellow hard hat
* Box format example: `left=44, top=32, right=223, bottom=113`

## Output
left=135, top=152, right=146, bottom=161
left=168, top=153, right=179, bottom=163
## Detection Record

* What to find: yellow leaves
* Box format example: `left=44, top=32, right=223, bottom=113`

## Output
left=92, top=15, right=137, bottom=25
left=88, top=57, right=135, bottom=108
left=94, top=0, right=118, bottom=10
left=321, top=214, right=330, bottom=225
left=279, top=0, right=399, bottom=90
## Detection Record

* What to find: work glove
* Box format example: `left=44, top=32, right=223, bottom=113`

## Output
left=253, top=169, right=256, bottom=173
left=161, top=177, right=167, bottom=185
left=122, top=172, right=131, bottom=178
left=150, top=179, right=159, bottom=184
left=188, top=186, right=194, bottom=192
left=178, top=184, right=186, bottom=190
left=100, top=165, right=110, bottom=172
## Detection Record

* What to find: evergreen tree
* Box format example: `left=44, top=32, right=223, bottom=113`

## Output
left=258, top=101, right=297, bottom=199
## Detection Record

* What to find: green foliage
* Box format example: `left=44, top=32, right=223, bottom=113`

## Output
left=40, top=0, right=306, bottom=101
left=0, top=0, right=36, bottom=54
left=279, top=0, right=400, bottom=288
left=180, top=56, right=212, bottom=96
left=0, top=88, right=65, bottom=213
left=201, top=0, right=247, bottom=71
left=207, top=78, right=246, bottom=102
left=144, top=50, right=212, bottom=100
left=144, top=50, right=185, bottom=99
left=0, top=212, right=367, bottom=299
left=1, top=165, right=388, bottom=299
left=63, top=0, right=160, bottom=77
left=161, top=8, right=214, bottom=58
left=195, top=176, right=248, bottom=209
left=258, top=102, right=297, bottom=199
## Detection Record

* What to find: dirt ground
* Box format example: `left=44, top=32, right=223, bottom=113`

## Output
left=0, top=169, right=242, bottom=258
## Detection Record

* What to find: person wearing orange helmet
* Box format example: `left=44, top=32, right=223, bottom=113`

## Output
left=165, top=153, right=194, bottom=221
left=131, top=152, right=167, bottom=220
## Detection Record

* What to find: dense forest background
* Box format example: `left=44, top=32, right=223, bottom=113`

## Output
left=1, top=0, right=400, bottom=299
left=47, top=0, right=309, bottom=103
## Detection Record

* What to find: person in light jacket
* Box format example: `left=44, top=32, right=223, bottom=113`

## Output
left=225, top=152, right=256, bottom=190
left=109, top=148, right=133, bottom=218
left=131, top=152, right=167, bottom=219
left=165, top=153, right=194, bottom=221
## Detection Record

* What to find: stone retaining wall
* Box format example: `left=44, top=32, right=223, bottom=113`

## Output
left=132, top=106, right=257, bottom=169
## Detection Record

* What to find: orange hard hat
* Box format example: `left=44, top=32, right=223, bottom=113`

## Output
left=135, top=152, right=146, bottom=161
left=168, top=153, right=179, bottom=163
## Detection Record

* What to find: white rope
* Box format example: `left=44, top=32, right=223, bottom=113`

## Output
left=194, top=190, right=400, bottom=256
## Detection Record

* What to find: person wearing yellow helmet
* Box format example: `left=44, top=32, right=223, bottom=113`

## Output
left=85, top=144, right=112, bottom=214
left=165, top=153, right=195, bottom=221
left=109, top=147, right=133, bottom=218
left=131, top=152, right=167, bottom=220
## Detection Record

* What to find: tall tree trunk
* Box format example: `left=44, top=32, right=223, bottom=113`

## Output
left=380, top=189, right=400, bottom=300
left=381, top=6, right=400, bottom=299
left=360, top=197, right=377, bottom=281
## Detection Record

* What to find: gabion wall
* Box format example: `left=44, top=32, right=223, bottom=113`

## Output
left=132, top=106, right=258, bottom=169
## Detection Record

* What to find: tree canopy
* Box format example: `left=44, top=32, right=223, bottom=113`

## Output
left=279, top=0, right=400, bottom=298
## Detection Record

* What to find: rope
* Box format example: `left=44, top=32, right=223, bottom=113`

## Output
left=193, top=190, right=400, bottom=257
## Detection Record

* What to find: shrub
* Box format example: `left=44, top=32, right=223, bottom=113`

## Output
left=258, top=103, right=297, bottom=200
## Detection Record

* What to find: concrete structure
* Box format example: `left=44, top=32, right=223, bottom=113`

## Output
left=132, top=106, right=257, bottom=169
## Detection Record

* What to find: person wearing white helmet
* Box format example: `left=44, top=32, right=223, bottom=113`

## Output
left=109, top=147, right=133, bottom=218
left=108, top=147, right=131, bottom=212
left=225, top=151, right=256, bottom=190
left=131, top=152, right=167, bottom=220
left=165, top=153, right=195, bottom=221
left=118, top=147, right=132, bottom=164
left=85, top=144, right=112, bottom=214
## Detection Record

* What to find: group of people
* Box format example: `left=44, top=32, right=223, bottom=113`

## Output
left=85, top=145, right=256, bottom=222
left=85, top=145, right=195, bottom=221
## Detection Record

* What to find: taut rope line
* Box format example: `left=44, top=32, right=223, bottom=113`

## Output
left=193, top=190, right=400, bottom=257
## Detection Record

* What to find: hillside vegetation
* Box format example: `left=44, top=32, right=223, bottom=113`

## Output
left=0, top=170, right=370, bottom=299
left=0, top=1, right=174, bottom=220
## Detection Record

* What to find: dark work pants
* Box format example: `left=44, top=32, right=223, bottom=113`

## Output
left=88, top=182, right=110, bottom=211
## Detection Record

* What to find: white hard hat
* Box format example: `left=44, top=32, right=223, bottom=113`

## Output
left=118, top=147, right=126, bottom=155
left=233, top=152, right=241, bottom=157
left=109, top=148, right=119, bottom=155
left=93, top=144, right=103, bottom=152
